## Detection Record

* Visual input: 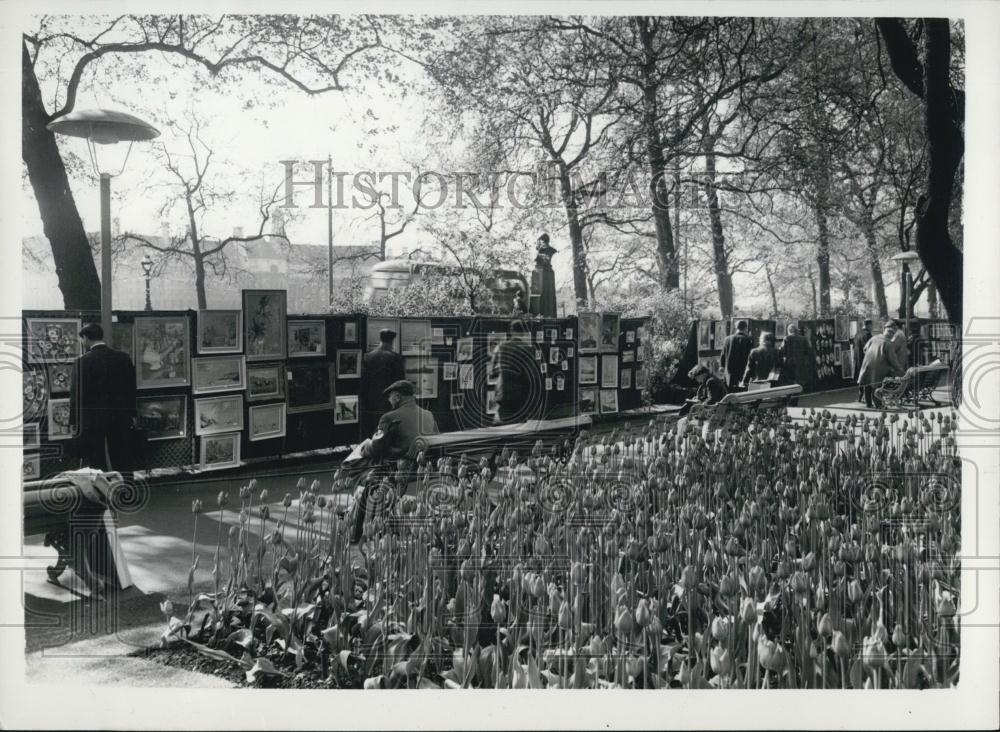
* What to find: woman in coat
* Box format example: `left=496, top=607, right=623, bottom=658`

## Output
left=857, top=322, right=904, bottom=407
left=742, top=332, right=781, bottom=387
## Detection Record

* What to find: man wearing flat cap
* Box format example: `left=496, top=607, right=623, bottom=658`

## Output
left=360, top=328, right=405, bottom=438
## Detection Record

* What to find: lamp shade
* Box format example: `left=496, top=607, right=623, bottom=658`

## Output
left=46, top=109, right=160, bottom=145
left=891, top=250, right=922, bottom=265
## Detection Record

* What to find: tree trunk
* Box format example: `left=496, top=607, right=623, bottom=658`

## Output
left=186, top=197, right=208, bottom=310
left=813, top=196, right=833, bottom=318
left=556, top=164, right=590, bottom=307
left=635, top=17, right=680, bottom=290
left=22, top=40, right=102, bottom=311
left=808, top=265, right=819, bottom=319
left=703, top=145, right=734, bottom=318
left=764, top=264, right=780, bottom=316
left=860, top=218, right=889, bottom=318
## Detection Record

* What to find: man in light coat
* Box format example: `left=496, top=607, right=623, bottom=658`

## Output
left=858, top=323, right=904, bottom=407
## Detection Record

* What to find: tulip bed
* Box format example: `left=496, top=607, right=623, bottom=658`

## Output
left=156, top=406, right=961, bottom=689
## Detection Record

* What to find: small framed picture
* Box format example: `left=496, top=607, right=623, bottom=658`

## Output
left=336, top=349, right=362, bottom=379
left=621, top=368, right=632, bottom=389
left=486, top=389, right=498, bottom=416
left=622, top=350, right=635, bottom=364
left=545, top=377, right=553, bottom=391
left=579, top=355, right=598, bottom=385
left=579, top=387, right=597, bottom=415
left=401, top=319, right=433, bottom=355
left=287, top=363, right=335, bottom=413
left=442, top=362, right=458, bottom=380
left=555, top=373, right=566, bottom=391
left=626, top=330, right=635, bottom=344
left=243, top=290, right=287, bottom=361
left=135, top=316, right=191, bottom=389
left=137, top=395, right=188, bottom=441
left=635, top=367, right=648, bottom=390
left=833, top=343, right=842, bottom=365
left=334, top=395, right=359, bottom=425
left=405, top=356, right=438, bottom=399
left=197, top=310, right=242, bottom=354
left=547, top=328, right=558, bottom=342
left=599, top=388, right=619, bottom=414
left=343, top=321, right=358, bottom=344
left=46, top=362, right=74, bottom=394
left=249, top=403, right=286, bottom=441
left=200, top=432, right=241, bottom=471
left=566, top=347, right=575, bottom=358
left=578, top=313, right=599, bottom=353
left=459, top=364, right=474, bottom=390
left=535, top=348, right=543, bottom=361
left=564, top=328, right=574, bottom=340
left=456, top=337, right=474, bottom=362
left=432, top=327, right=445, bottom=346
left=23, top=423, right=40, bottom=450
left=600, top=313, right=620, bottom=353
left=192, top=356, right=246, bottom=395
left=561, top=361, right=568, bottom=371
left=194, top=394, right=244, bottom=436
left=601, top=355, right=619, bottom=389
left=549, top=347, right=561, bottom=365
left=450, top=393, right=464, bottom=411
left=47, top=398, right=73, bottom=441
left=698, top=320, right=712, bottom=351
left=23, top=454, right=40, bottom=481
left=540, top=362, right=548, bottom=375
left=247, top=363, right=285, bottom=402
left=288, top=320, right=327, bottom=358
left=535, top=330, right=545, bottom=344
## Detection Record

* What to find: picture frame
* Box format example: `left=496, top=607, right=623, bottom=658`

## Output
left=400, top=319, right=433, bottom=355
left=834, top=314, right=850, bottom=342
left=287, top=363, right=335, bottom=414
left=135, top=316, right=191, bottom=389
left=578, top=312, right=600, bottom=353
left=22, top=367, right=47, bottom=422
left=23, top=454, right=41, bottom=481
left=200, top=432, right=241, bottom=471
left=47, top=397, right=73, bottom=441
left=841, top=349, right=854, bottom=379
left=343, top=321, right=358, bottom=344
left=549, top=347, right=561, bottom=365
left=192, top=356, right=246, bottom=395
left=450, top=393, right=464, bottom=411
left=621, top=368, right=632, bottom=389
left=432, top=327, right=445, bottom=346
left=25, top=317, right=81, bottom=364
left=626, top=330, right=636, bottom=344
left=833, top=343, right=842, bottom=365
left=287, top=320, right=327, bottom=358
left=555, top=372, right=566, bottom=391
left=243, top=289, right=287, bottom=361
left=622, top=350, right=635, bottom=364
left=600, top=313, right=620, bottom=353
left=487, top=332, right=505, bottom=356
left=334, top=395, right=359, bottom=425
left=486, top=389, right=498, bottom=416
left=579, top=387, right=597, bottom=415
left=456, top=337, right=474, bottom=362
left=46, top=362, right=73, bottom=394
left=23, top=422, right=40, bottom=450
left=366, top=318, right=400, bottom=352
left=247, top=363, right=286, bottom=402
left=599, top=388, right=619, bottom=414
left=194, top=394, right=245, bottom=436
left=578, top=355, right=598, bottom=385
left=405, top=356, right=438, bottom=399
left=112, top=321, right=135, bottom=362
left=442, top=362, right=458, bottom=380
left=197, top=310, right=242, bottom=354
left=601, top=355, right=619, bottom=389
left=698, top=320, right=712, bottom=351
left=249, top=403, right=286, bottom=441
left=136, top=395, right=188, bottom=441
left=636, top=367, right=648, bottom=390
left=459, top=363, right=474, bottom=390
left=336, top=349, right=362, bottom=379
left=547, top=328, right=558, bottom=342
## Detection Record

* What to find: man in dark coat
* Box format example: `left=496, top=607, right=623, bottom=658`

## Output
left=488, top=320, right=542, bottom=424
left=69, top=322, right=137, bottom=472
left=853, top=319, right=873, bottom=402
left=779, top=323, right=815, bottom=390
left=720, top=320, right=753, bottom=391
left=360, top=328, right=405, bottom=439
left=742, top=332, right=781, bottom=388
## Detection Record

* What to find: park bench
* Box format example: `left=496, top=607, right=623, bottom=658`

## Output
left=684, top=383, right=803, bottom=428
left=873, top=360, right=950, bottom=410
left=23, top=470, right=134, bottom=596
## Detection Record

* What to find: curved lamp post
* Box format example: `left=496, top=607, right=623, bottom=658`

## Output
left=46, top=109, right=160, bottom=337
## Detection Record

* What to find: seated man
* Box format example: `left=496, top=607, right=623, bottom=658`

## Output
left=678, top=363, right=727, bottom=416
left=348, top=380, right=438, bottom=542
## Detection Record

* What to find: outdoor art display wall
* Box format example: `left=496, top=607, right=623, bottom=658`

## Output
left=21, top=295, right=649, bottom=478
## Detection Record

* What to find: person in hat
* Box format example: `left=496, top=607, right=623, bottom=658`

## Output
left=858, top=321, right=904, bottom=408
left=360, top=328, right=405, bottom=438
left=853, top=319, right=873, bottom=402
left=720, top=320, right=753, bottom=391
left=359, top=379, right=439, bottom=463
left=888, top=319, right=910, bottom=374
left=779, top=323, right=815, bottom=390
left=741, top=332, right=781, bottom=388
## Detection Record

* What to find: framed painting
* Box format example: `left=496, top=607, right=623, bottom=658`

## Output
left=22, top=367, right=48, bottom=423
left=458, top=364, right=474, bottom=390
left=137, top=395, right=188, bottom=441
left=622, top=350, right=635, bottom=364
left=834, top=315, right=850, bottom=342
left=336, top=349, right=362, bottom=379
left=635, top=367, right=648, bottom=390
left=621, top=368, right=632, bottom=389
left=288, top=320, right=327, bottom=358
left=135, top=316, right=190, bottom=389
left=485, top=389, right=498, bottom=417
left=578, top=355, right=598, bottom=385
left=249, top=403, right=286, bottom=441
left=578, top=312, right=600, bottom=353
left=442, top=362, right=458, bottom=381
left=579, top=387, right=597, bottom=415
left=47, top=397, right=73, bottom=441
left=243, top=289, right=287, bottom=361
left=450, top=393, right=464, bottom=411
left=343, top=320, right=358, bottom=344
left=192, top=356, right=246, bottom=395
left=599, top=388, right=619, bottom=414
left=366, top=318, right=400, bottom=352
left=47, top=362, right=74, bottom=394
left=405, top=356, right=438, bottom=399
left=200, top=432, right=241, bottom=471
left=600, top=355, right=619, bottom=389
left=599, top=313, right=620, bottom=353
left=456, top=337, right=474, bottom=362
left=23, top=422, right=40, bottom=450
left=247, top=363, right=286, bottom=402
left=23, top=454, right=40, bottom=481
left=112, top=321, right=135, bottom=362
left=25, top=317, right=81, bottom=364
left=287, top=363, right=335, bottom=414
left=400, top=319, right=432, bottom=355
left=194, top=394, right=244, bottom=436
left=334, top=395, right=359, bottom=425
left=197, top=310, right=242, bottom=354
left=698, top=320, right=712, bottom=351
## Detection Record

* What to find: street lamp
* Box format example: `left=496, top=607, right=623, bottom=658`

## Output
left=891, top=249, right=923, bottom=342
left=46, top=109, right=160, bottom=338
left=141, top=253, right=154, bottom=311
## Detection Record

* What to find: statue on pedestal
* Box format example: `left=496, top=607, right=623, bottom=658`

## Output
left=530, top=233, right=558, bottom=318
